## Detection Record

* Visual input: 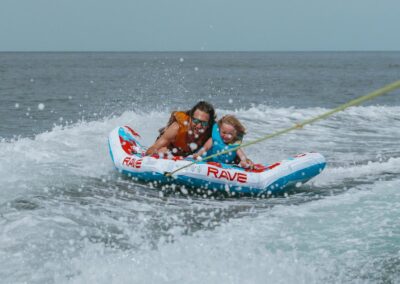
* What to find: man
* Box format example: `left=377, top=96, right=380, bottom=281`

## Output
left=145, top=101, right=216, bottom=157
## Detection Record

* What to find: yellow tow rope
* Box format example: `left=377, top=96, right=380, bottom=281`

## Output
left=164, top=79, right=400, bottom=177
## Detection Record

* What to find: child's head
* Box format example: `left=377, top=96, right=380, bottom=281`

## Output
left=217, top=115, right=246, bottom=144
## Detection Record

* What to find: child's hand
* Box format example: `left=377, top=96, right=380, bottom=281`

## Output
left=192, top=153, right=203, bottom=161
left=239, top=159, right=254, bottom=169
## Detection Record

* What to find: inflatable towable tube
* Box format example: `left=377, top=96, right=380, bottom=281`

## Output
left=108, top=126, right=326, bottom=196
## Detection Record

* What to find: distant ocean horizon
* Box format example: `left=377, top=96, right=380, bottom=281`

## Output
left=1, top=49, right=400, bottom=53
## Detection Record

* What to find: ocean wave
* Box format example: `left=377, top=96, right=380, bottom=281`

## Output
left=1, top=105, right=399, bottom=201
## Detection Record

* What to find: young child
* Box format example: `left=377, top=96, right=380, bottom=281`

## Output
left=193, top=115, right=254, bottom=169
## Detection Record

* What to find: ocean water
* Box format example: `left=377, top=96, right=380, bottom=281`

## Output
left=0, top=52, right=400, bottom=283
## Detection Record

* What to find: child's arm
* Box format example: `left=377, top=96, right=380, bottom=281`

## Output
left=236, top=149, right=254, bottom=169
left=193, top=138, right=213, bottom=160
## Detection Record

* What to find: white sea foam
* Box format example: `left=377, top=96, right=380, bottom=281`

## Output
left=312, top=157, right=400, bottom=187
left=1, top=105, right=399, bottom=201
left=0, top=105, right=400, bottom=284
left=52, top=178, right=400, bottom=284
left=0, top=110, right=168, bottom=202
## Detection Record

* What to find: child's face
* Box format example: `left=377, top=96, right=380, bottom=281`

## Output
left=219, top=123, right=237, bottom=144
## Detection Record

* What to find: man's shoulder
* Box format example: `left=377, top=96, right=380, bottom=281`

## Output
left=164, top=122, right=180, bottom=137
left=174, top=111, right=190, bottom=123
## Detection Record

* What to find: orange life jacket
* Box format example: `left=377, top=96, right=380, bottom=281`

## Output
left=171, top=111, right=191, bottom=155
left=162, top=111, right=208, bottom=156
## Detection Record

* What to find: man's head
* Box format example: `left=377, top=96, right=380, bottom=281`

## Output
left=188, top=101, right=216, bottom=136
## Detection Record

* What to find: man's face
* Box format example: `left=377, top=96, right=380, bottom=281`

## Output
left=190, top=109, right=210, bottom=137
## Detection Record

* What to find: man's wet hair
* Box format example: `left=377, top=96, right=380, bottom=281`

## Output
left=158, top=101, right=216, bottom=139
left=188, top=101, right=216, bottom=127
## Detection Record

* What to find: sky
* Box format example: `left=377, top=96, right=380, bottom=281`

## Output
left=0, top=0, right=399, bottom=51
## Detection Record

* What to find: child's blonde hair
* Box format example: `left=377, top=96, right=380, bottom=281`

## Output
left=218, top=115, right=246, bottom=142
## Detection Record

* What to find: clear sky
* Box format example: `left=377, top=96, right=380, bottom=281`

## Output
left=1, top=0, right=399, bottom=51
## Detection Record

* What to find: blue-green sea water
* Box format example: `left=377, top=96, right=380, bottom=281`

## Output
left=1, top=52, right=400, bottom=283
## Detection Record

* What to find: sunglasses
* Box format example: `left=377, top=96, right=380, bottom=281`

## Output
left=191, top=117, right=209, bottom=127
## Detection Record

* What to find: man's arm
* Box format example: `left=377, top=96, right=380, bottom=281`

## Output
left=145, top=122, right=180, bottom=156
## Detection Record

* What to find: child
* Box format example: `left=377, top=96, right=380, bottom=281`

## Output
left=193, top=115, right=254, bottom=169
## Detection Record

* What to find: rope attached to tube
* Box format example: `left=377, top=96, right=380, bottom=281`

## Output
left=164, top=80, right=400, bottom=177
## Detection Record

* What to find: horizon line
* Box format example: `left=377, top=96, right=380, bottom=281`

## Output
left=1, top=49, right=400, bottom=53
